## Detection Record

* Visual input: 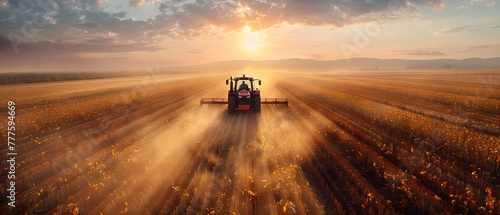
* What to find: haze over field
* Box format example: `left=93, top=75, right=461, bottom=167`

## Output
left=1, top=0, right=500, bottom=214
left=1, top=70, right=500, bottom=214
left=0, top=0, right=499, bottom=71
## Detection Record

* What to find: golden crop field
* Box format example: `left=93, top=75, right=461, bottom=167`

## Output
left=0, top=69, right=499, bottom=214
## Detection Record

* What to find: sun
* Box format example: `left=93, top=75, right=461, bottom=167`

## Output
left=243, top=26, right=263, bottom=52
left=246, top=33, right=261, bottom=52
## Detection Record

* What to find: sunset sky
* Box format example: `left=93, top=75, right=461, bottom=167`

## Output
left=0, top=0, right=499, bottom=71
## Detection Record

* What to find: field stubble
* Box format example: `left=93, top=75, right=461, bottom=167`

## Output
left=0, top=69, right=499, bottom=214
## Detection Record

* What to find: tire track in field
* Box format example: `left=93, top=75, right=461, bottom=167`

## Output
left=1, top=76, right=222, bottom=213
left=69, top=80, right=230, bottom=214
left=11, top=88, right=202, bottom=213
left=276, top=79, right=455, bottom=214
left=277, top=73, right=499, bottom=213
left=306, top=76, right=499, bottom=196
left=276, top=82, right=398, bottom=214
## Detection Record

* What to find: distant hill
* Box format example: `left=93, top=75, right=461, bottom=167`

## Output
left=2, top=57, right=498, bottom=84
left=168, top=57, right=500, bottom=71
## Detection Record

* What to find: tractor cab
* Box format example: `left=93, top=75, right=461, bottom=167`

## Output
left=229, top=74, right=261, bottom=93
left=226, top=74, right=261, bottom=112
left=238, top=81, right=250, bottom=91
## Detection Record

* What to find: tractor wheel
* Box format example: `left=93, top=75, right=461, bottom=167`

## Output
left=253, top=96, right=261, bottom=113
left=228, top=96, right=236, bottom=114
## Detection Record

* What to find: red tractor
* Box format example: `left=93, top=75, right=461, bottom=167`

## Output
left=201, top=74, right=288, bottom=113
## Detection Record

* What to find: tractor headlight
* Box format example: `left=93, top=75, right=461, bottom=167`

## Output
left=239, top=96, right=242, bottom=98
left=246, top=96, right=250, bottom=98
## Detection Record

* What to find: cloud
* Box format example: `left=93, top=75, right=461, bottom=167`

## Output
left=67, top=0, right=108, bottom=10
left=85, top=37, right=116, bottom=44
left=491, top=25, right=500, bottom=29
left=159, top=3, right=169, bottom=13
left=129, top=0, right=160, bottom=8
left=88, top=0, right=107, bottom=9
left=1, top=0, right=448, bottom=41
left=460, top=44, right=500, bottom=53
left=0, top=0, right=7, bottom=9
left=0, top=36, right=163, bottom=57
left=469, top=0, right=496, bottom=7
left=434, top=25, right=471, bottom=35
left=186, top=49, right=204, bottom=54
left=461, top=45, right=489, bottom=52
left=0, top=35, right=166, bottom=71
left=405, top=49, right=445, bottom=56
left=75, top=23, right=99, bottom=28
left=148, top=0, right=448, bottom=37
left=0, top=0, right=449, bottom=67
left=394, top=48, right=445, bottom=56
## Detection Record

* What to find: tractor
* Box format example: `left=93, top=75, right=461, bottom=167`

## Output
left=200, top=74, right=288, bottom=113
